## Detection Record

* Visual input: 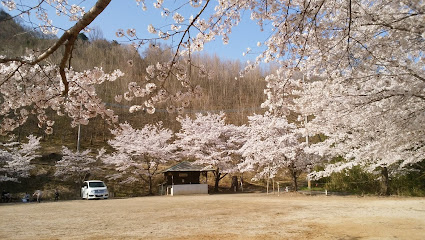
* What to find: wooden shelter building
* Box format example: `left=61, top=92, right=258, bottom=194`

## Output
left=162, top=161, right=215, bottom=196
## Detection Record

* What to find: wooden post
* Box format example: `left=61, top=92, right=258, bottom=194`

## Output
left=267, top=178, right=269, bottom=195
left=277, top=182, right=280, bottom=196
left=266, top=167, right=270, bottom=195
left=273, top=178, right=275, bottom=194
left=240, top=175, right=244, bottom=192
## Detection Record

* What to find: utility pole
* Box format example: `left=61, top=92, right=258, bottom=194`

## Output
left=77, top=123, right=81, bottom=152
left=77, top=100, right=82, bottom=152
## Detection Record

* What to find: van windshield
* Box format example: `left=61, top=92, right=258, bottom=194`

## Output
left=89, top=182, right=105, bottom=188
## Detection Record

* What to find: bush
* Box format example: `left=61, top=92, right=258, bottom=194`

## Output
left=390, top=162, right=425, bottom=196
left=322, top=166, right=380, bottom=195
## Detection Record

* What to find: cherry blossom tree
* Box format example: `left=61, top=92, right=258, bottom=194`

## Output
left=239, top=68, right=317, bottom=191
left=260, top=61, right=423, bottom=195
left=54, top=146, right=102, bottom=193
left=103, top=122, right=175, bottom=195
left=0, top=135, right=41, bottom=182
left=295, top=75, right=424, bottom=195
left=239, top=113, right=312, bottom=191
left=0, top=0, right=125, bottom=135
left=280, top=1, right=425, bottom=194
left=174, top=112, right=245, bottom=192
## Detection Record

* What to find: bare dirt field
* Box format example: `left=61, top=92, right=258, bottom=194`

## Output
left=0, top=193, right=424, bottom=239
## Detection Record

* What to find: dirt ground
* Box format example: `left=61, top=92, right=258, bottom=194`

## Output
left=0, top=193, right=424, bottom=240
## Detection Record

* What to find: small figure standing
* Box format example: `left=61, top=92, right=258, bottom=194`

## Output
left=54, top=189, right=59, bottom=201
left=22, top=192, right=30, bottom=203
left=1, top=189, right=6, bottom=202
left=2, top=189, right=11, bottom=203
left=33, top=190, right=42, bottom=203
left=240, top=176, right=244, bottom=192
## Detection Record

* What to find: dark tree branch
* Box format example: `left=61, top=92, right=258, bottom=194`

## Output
left=0, top=0, right=112, bottom=95
left=0, top=0, right=46, bottom=22
left=219, top=172, right=228, bottom=180
left=166, top=0, right=211, bottom=80
left=347, top=0, right=352, bottom=66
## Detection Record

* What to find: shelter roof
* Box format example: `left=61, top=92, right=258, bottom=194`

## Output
left=162, top=161, right=215, bottom=173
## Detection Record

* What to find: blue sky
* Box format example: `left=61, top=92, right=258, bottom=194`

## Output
left=87, top=1, right=268, bottom=62
left=5, top=1, right=270, bottom=62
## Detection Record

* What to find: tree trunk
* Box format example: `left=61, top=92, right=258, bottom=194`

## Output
left=289, top=163, right=299, bottom=192
left=214, top=169, right=221, bottom=193
left=76, top=182, right=82, bottom=199
left=148, top=176, right=153, bottom=195
left=230, top=176, right=238, bottom=192
left=380, top=167, right=390, bottom=196
left=292, top=172, right=298, bottom=192
left=293, top=176, right=298, bottom=192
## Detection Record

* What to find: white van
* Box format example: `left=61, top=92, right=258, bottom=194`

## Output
left=81, top=180, right=109, bottom=200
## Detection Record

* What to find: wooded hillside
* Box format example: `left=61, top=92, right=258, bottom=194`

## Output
left=0, top=9, right=266, bottom=152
